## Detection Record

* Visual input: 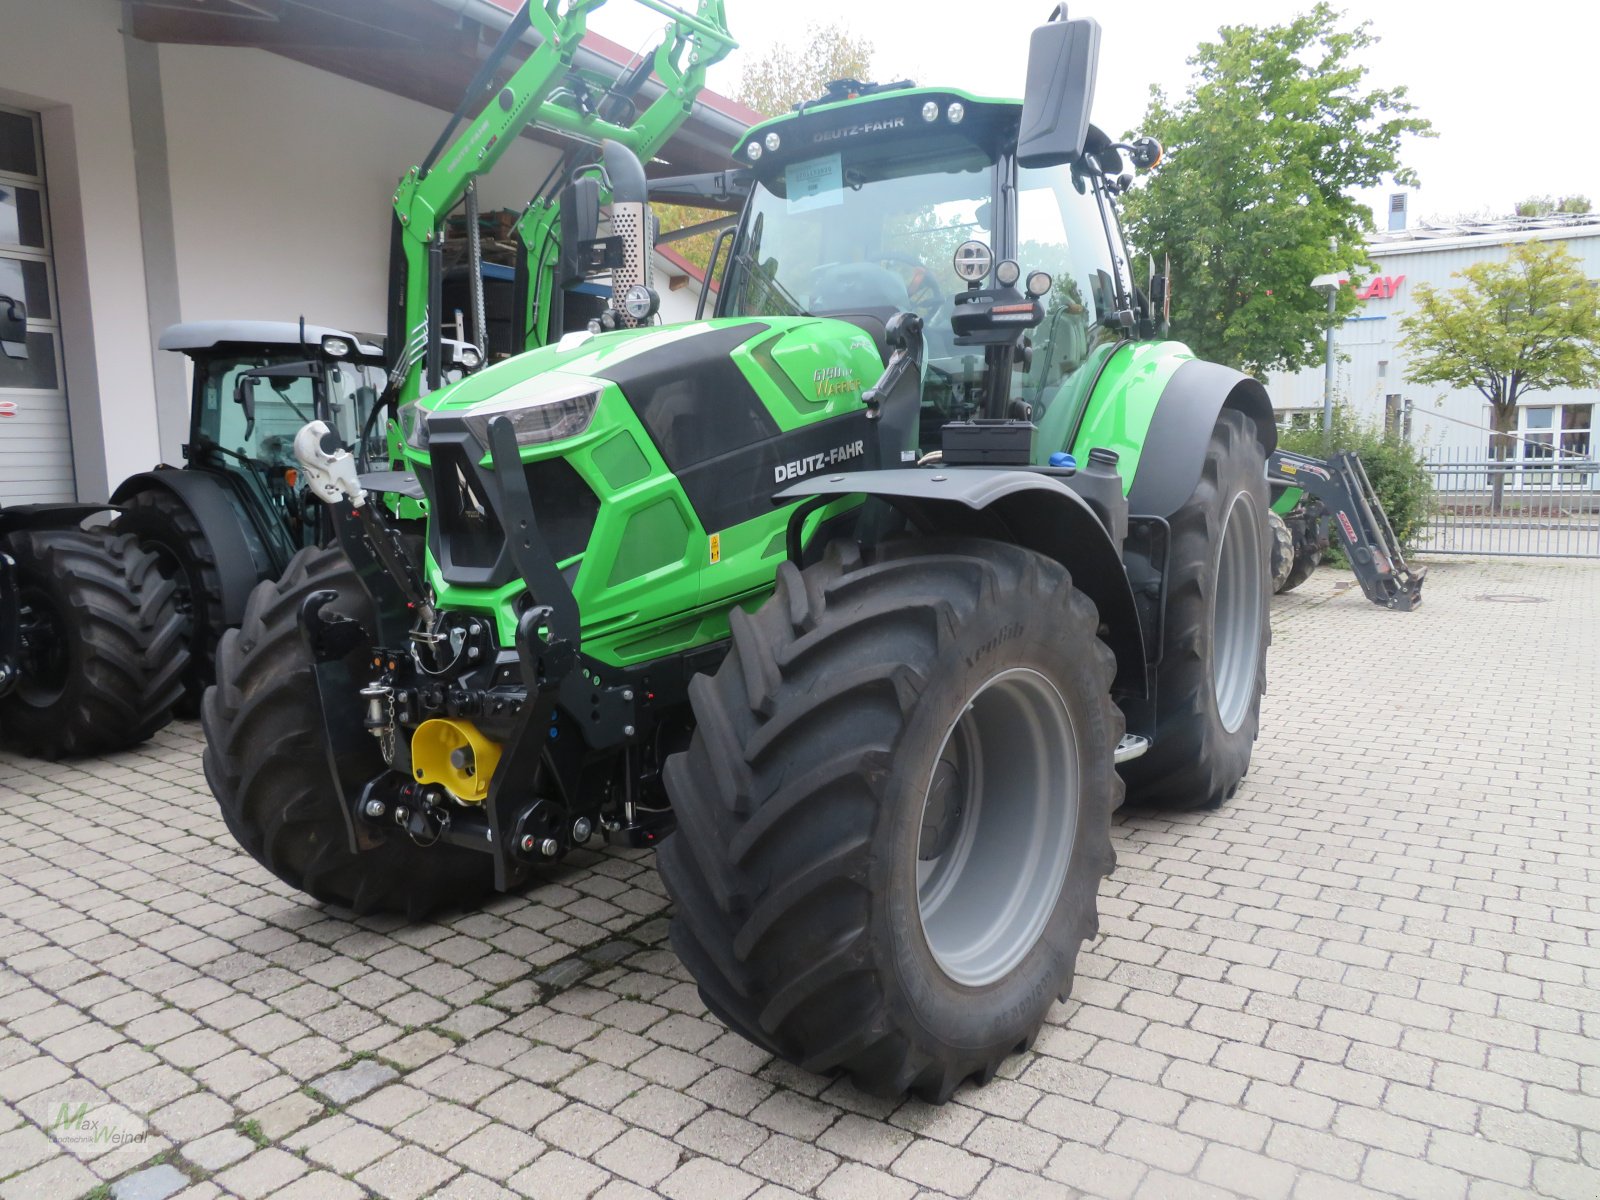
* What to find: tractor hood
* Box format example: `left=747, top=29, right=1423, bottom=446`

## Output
left=403, top=316, right=885, bottom=465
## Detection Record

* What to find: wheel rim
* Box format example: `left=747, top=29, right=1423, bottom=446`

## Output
left=916, top=667, right=1079, bottom=987
left=1212, top=490, right=1265, bottom=733
left=15, top=585, right=69, bottom=706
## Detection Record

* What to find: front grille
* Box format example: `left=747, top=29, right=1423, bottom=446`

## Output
left=430, top=442, right=504, bottom=571
left=524, top=457, right=600, bottom=564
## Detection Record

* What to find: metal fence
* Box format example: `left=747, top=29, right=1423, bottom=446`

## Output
left=1418, top=449, right=1600, bottom=557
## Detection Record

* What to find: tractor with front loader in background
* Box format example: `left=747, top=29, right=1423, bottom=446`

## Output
left=203, top=4, right=1278, bottom=1101
left=103, top=1, right=734, bottom=712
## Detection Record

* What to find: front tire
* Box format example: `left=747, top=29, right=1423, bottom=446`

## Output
left=201, top=546, right=493, bottom=918
left=1120, top=407, right=1270, bottom=811
left=0, top=528, right=187, bottom=759
left=658, top=538, right=1122, bottom=1101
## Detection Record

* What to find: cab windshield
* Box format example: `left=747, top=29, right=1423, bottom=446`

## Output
left=721, top=144, right=995, bottom=355
left=719, top=141, right=1127, bottom=442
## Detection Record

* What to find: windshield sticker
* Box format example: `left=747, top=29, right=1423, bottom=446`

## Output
left=787, top=154, right=843, bottom=213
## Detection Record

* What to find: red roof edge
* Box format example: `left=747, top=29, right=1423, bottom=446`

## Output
left=656, top=243, right=717, bottom=290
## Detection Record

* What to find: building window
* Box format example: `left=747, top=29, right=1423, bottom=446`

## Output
left=1277, top=409, right=1319, bottom=433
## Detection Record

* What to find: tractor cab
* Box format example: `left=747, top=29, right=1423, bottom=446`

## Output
left=715, top=62, right=1154, bottom=459
left=160, top=321, right=392, bottom=554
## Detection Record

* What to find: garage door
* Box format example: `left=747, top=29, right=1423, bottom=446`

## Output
left=1, top=104, right=74, bottom=504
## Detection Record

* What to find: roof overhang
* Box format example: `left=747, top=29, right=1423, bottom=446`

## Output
left=124, top=0, right=757, bottom=174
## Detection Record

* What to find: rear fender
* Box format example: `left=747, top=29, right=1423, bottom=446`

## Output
left=1126, top=360, right=1276, bottom=518
left=775, top=468, right=1147, bottom=698
left=111, top=470, right=277, bottom=625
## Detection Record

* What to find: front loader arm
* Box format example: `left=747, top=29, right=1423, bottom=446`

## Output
left=1268, top=449, right=1426, bottom=611
left=388, top=0, right=736, bottom=403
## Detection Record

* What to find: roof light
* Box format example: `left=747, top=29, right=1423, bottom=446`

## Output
left=1026, top=270, right=1053, bottom=298
left=995, top=259, right=1021, bottom=287
left=320, top=335, right=351, bottom=358
left=764, top=131, right=781, bottom=152
left=746, top=141, right=762, bottom=161
left=947, top=102, right=965, bottom=125
left=921, top=101, right=940, bottom=123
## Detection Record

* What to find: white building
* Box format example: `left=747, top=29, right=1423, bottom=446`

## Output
left=0, top=0, right=746, bottom=506
left=1265, top=212, right=1600, bottom=462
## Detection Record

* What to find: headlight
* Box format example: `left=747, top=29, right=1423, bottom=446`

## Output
left=746, top=140, right=763, bottom=161
left=458, top=344, right=483, bottom=370
left=764, top=131, right=781, bottom=152
left=401, top=403, right=429, bottom=450
left=921, top=101, right=939, bottom=122
left=321, top=335, right=351, bottom=358
left=947, top=102, right=965, bottom=124
left=460, top=378, right=601, bottom=451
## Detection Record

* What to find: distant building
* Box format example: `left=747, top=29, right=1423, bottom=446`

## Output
left=1265, top=211, right=1600, bottom=463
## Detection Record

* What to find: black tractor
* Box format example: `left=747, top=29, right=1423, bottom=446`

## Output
left=1, top=505, right=188, bottom=757
left=109, top=321, right=478, bottom=706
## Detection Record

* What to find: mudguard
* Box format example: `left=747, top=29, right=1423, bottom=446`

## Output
left=1127, top=359, right=1276, bottom=518
left=775, top=468, right=1147, bottom=697
left=0, top=503, right=116, bottom=537
left=111, top=470, right=277, bottom=625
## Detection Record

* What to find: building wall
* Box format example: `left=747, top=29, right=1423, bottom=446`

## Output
left=157, top=42, right=561, bottom=336
left=0, top=0, right=161, bottom=501
left=1266, top=227, right=1600, bottom=455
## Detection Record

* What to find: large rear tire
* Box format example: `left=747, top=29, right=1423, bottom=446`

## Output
left=0, top=528, right=187, bottom=758
left=113, top=488, right=230, bottom=712
left=658, top=538, right=1122, bottom=1102
left=1120, top=407, right=1270, bottom=811
left=201, top=546, right=494, bottom=918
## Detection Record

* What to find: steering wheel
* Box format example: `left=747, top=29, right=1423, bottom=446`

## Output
left=876, top=251, right=947, bottom=319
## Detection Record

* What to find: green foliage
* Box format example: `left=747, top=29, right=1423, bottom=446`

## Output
left=1399, top=239, right=1600, bottom=442
left=1514, top=194, right=1592, bottom=216
left=735, top=22, right=874, bottom=118
left=1279, top=406, right=1434, bottom=553
left=1120, top=4, right=1432, bottom=375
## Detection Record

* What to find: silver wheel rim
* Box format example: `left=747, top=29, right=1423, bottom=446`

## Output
left=1213, top=490, right=1265, bottom=733
left=916, top=668, right=1078, bottom=987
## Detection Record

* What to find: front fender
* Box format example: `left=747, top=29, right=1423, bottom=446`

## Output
left=111, top=470, right=277, bottom=625
left=776, top=468, right=1147, bottom=698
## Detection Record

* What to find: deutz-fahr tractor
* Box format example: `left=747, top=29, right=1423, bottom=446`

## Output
left=204, top=6, right=1278, bottom=1099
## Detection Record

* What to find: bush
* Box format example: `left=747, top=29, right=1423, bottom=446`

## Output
left=1277, top=405, right=1433, bottom=555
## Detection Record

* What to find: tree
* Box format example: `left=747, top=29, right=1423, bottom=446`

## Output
left=736, top=23, right=873, bottom=118
left=655, top=24, right=873, bottom=275
left=1514, top=194, right=1593, bottom=217
left=1399, top=239, right=1600, bottom=511
left=1119, top=4, right=1432, bottom=375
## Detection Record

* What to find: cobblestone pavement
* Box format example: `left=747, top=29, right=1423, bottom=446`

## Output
left=1, top=555, right=1597, bottom=1200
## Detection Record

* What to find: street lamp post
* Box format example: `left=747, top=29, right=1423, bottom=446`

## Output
left=1310, top=271, right=1347, bottom=439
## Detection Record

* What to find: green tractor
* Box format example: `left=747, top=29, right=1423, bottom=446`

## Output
left=203, top=7, right=1276, bottom=1099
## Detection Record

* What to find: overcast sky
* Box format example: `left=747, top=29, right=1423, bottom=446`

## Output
left=588, top=0, right=1596, bottom=226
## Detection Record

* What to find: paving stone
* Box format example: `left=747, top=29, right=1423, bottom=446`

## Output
left=310, top=1058, right=397, bottom=1106
left=110, top=1163, right=188, bottom=1200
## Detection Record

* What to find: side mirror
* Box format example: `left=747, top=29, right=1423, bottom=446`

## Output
left=234, top=375, right=257, bottom=438
left=0, top=294, right=27, bottom=360
left=557, top=175, right=607, bottom=288
left=1017, top=12, right=1102, bottom=168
